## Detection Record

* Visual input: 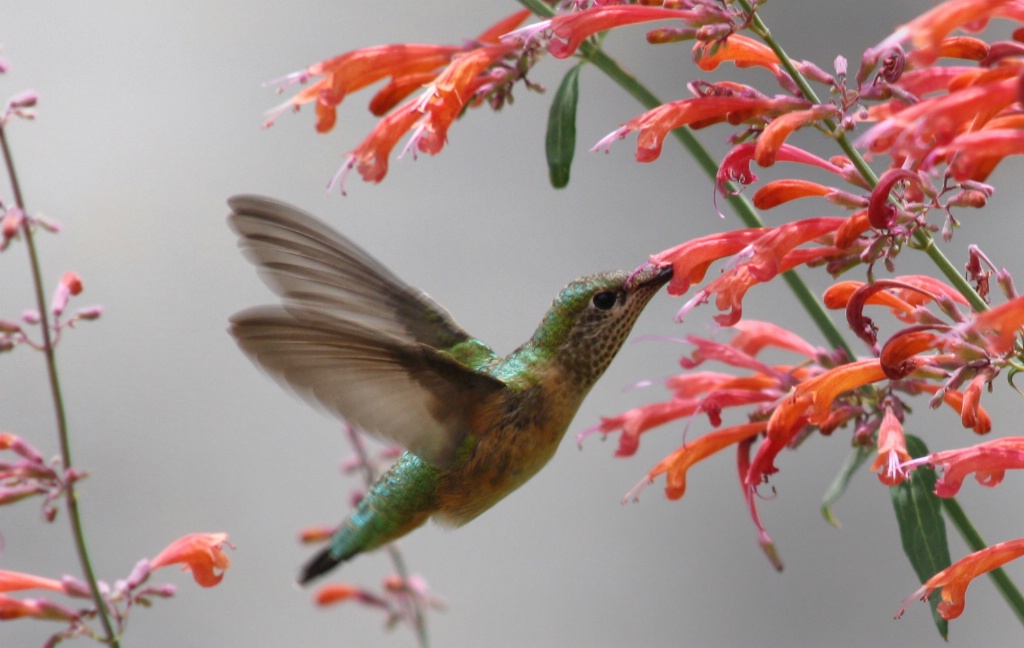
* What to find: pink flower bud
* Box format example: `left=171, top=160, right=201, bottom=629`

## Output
left=7, top=90, right=38, bottom=110
left=60, top=576, right=92, bottom=599
left=21, top=309, right=39, bottom=324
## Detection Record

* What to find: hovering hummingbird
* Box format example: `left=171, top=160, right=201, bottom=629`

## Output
left=228, top=195, right=672, bottom=583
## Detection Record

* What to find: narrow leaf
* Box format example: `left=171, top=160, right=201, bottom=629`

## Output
left=821, top=444, right=872, bottom=528
left=891, top=434, right=950, bottom=639
left=545, top=64, right=581, bottom=189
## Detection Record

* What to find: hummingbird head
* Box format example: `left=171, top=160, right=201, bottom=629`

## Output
left=529, top=263, right=673, bottom=386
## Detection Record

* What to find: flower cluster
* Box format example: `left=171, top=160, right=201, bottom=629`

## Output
left=0, top=533, right=231, bottom=645
left=0, top=432, right=84, bottom=521
left=271, top=0, right=1024, bottom=633
left=265, top=9, right=537, bottom=193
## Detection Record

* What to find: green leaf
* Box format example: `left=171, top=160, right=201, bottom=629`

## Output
left=891, top=434, right=950, bottom=639
left=821, top=444, right=872, bottom=528
left=545, top=64, right=581, bottom=189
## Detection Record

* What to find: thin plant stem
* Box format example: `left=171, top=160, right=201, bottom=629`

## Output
left=0, top=125, right=119, bottom=646
left=344, top=425, right=430, bottom=648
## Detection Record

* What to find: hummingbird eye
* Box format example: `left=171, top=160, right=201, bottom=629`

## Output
left=592, top=290, right=617, bottom=311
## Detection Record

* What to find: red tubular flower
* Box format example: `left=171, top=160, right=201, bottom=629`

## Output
left=337, top=102, right=422, bottom=188
left=754, top=105, right=840, bottom=167
left=693, top=34, right=781, bottom=73
left=751, top=360, right=891, bottom=480
left=896, top=0, right=1015, bottom=65
left=650, top=228, right=767, bottom=296
left=908, top=436, right=1024, bottom=497
left=954, top=294, right=1024, bottom=355
left=871, top=406, right=912, bottom=485
left=411, top=44, right=516, bottom=154
left=858, top=76, right=1019, bottom=160
left=879, top=328, right=946, bottom=379
left=0, top=595, right=78, bottom=622
left=595, top=93, right=810, bottom=163
left=728, top=319, right=820, bottom=359
left=506, top=6, right=699, bottom=59
left=752, top=179, right=832, bottom=209
left=265, top=44, right=464, bottom=131
left=677, top=218, right=844, bottom=326
left=150, top=532, right=233, bottom=588
left=918, top=384, right=993, bottom=434
left=940, top=129, right=1024, bottom=181
left=647, top=422, right=768, bottom=500
left=897, top=538, right=1024, bottom=620
left=579, top=399, right=701, bottom=457
left=299, top=525, right=337, bottom=544
left=0, top=570, right=64, bottom=594
left=716, top=142, right=844, bottom=196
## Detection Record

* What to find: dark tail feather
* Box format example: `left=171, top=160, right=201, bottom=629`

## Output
left=298, top=547, right=344, bottom=585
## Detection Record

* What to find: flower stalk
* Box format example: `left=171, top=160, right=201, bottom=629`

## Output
left=0, top=122, right=119, bottom=647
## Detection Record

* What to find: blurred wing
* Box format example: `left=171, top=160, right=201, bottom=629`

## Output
left=228, top=194, right=473, bottom=351
left=230, top=306, right=504, bottom=467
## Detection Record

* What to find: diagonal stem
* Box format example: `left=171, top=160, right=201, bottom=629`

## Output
left=0, top=125, right=119, bottom=645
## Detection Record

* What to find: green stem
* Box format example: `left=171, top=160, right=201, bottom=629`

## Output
left=345, top=426, right=429, bottom=648
left=0, top=126, right=119, bottom=645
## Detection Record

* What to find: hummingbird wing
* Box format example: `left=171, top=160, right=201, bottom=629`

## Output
left=228, top=196, right=505, bottom=467
left=228, top=194, right=475, bottom=351
left=230, top=306, right=504, bottom=467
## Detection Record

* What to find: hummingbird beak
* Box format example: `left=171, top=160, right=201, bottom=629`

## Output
left=628, top=263, right=674, bottom=290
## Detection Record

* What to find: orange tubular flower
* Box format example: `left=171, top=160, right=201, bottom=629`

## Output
left=905, top=436, right=1024, bottom=497
left=857, top=76, right=1019, bottom=159
left=716, top=142, right=844, bottom=196
left=0, top=595, right=77, bottom=622
left=754, top=105, right=840, bottom=167
left=896, top=0, right=1015, bottom=65
left=871, top=406, right=911, bottom=485
left=265, top=44, right=464, bottom=131
left=955, top=294, right=1024, bottom=355
left=898, top=538, right=1024, bottom=620
left=0, top=570, right=64, bottom=594
left=752, top=179, right=833, bottom=209
left=941, top=129, right=1024, bottom=182
left=751, top=360, right=891, bottom=480
left=646, top=422, right=768, bottom=500
left=151, top=532, right=233, bottom=588
left=506, top=5, right=698, bottom=59
left=595, top=94, right=810, bottom=163
left=650, top=228, right=767, bottom=296
left=693, top=33, right=782, bottom=72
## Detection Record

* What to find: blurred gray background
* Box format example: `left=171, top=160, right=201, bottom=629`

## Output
left=3, top=1, right=1024, bottom=646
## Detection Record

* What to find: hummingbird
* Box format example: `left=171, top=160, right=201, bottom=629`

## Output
left=227, top=195, right=672, bottom=583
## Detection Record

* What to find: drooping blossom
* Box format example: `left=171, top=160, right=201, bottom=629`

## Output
left=504, top=5, right=700, bottom=59
left=150, top=532, right=233, bottom=588
left=642, top=422, right=767, bottom=500
left=594, top=91, right=811, bottom=162
left=898, top=538, right=1024, bottom=620
left=871, top=405, right=911, bottom=485
left=903, top=436, right=1024, bottom=497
